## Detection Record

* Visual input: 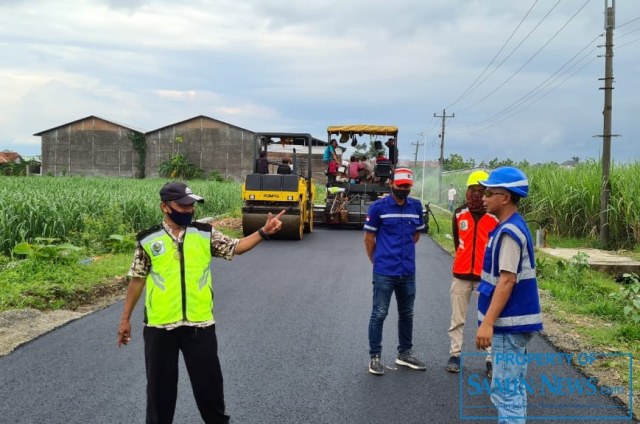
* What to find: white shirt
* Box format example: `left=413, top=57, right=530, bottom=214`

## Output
left=448, top=188, right=457, bottom=201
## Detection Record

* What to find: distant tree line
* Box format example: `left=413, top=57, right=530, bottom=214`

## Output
left=0, top=158, right=41, bottom=176
left=443, top=153, right=533, bottom=171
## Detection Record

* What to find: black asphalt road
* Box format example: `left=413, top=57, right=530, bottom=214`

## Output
left=0, top=229, right=634, bottom=423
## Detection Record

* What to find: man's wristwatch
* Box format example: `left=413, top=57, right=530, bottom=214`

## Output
left=258, top=228, right=270, bottom=240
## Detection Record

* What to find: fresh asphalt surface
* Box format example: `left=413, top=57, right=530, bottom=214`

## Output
left=0, top=228, right=635, bottom=423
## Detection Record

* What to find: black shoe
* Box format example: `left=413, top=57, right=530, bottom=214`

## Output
left=368, top=354, right=384, bottom=375
left=446, top=356, right=460, bottom=373
left=396, top=350, right=426, bottom=370
left=486, top=361, right=493, bottom=379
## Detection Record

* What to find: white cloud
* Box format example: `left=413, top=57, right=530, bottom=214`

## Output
left=0, top=0, right=637, bottom=163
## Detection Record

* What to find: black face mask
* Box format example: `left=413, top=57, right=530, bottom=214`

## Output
left=392, top=188, right=411, bottom=200
left=167, top=205, right=194, bottom=226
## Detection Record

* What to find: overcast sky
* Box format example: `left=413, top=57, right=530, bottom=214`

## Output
left=1, top=0, right=638, bottom=165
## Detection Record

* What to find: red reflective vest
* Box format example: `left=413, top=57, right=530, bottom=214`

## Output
left=452, top=207, right=499, bottom=280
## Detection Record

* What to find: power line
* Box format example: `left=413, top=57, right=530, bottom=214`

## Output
left=445, top=0, right=539, bottom=110
left=451, top=54, right=597, bottom=135
left=617, top=25, right=640, bottom=40
left=617, top=16, right=640, bottom=29
left=454, top=33, right=602, bottom=132
left=618, top=36, right=640, bottom=49
left=453, top=0, right=564, bottom=113
left=456, top=0, right=592, bottom=114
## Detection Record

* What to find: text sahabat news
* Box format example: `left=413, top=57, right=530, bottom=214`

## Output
left=465, top=374, right=626, bottom=397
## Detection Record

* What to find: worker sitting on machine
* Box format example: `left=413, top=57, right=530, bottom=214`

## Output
left=256, top=151, right=269, bottom=174
left=277, top=158, right=292, bottom=175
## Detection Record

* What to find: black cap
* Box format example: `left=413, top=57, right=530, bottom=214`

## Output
left=160, top=182, right=204, bottom=205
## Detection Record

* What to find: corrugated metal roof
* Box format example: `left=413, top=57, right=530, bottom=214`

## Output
left=33, top=115, right=144, bottom=136
left=144, top=115, right=254, bottom=135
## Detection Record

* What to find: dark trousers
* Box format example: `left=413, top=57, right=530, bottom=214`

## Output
left=143, top=325, right=229, bottom=424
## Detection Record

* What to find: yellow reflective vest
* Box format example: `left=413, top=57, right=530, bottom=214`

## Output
left=139, top=223, right=213, bottom=326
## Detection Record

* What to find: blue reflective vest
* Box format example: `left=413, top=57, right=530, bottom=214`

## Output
left=477, top=212, right=543, bottom=334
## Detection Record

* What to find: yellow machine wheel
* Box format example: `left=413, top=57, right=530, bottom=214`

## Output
left=303, top=209, right=313, bottom=233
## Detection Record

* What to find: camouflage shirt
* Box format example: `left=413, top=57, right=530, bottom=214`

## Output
left=127, top=220, right=239, bottom=279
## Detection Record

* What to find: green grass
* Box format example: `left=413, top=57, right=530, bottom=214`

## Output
left=424, top=206, right=454, bottom=254
left=0, top=254, right=131, bottom=311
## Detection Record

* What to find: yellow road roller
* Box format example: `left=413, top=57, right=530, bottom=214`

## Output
left=241, top=133, right=316, bottom=240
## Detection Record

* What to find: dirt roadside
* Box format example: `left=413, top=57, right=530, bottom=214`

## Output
left=0, top=290, right=127, bottom=357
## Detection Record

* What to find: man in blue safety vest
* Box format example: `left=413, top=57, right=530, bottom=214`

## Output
left=475, top=167, right=543, bottom=424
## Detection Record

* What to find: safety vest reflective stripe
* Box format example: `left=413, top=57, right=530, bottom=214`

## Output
left=380, top=213, right=421, bottom=219
left=477, top=311, right=542, bottom=327
left=477, top=213, right=542, bottom=333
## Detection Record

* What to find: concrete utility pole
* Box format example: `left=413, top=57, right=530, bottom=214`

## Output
left=418, top=131, right=428, bottom=203
left=599, top=0, right=616, bottom=247
left=434, top=109, right=454, bottom=203
left=411, top=139, right=423, bottom=167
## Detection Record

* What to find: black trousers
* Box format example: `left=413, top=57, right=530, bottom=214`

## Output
left=143, top=325, right=230, bottom=424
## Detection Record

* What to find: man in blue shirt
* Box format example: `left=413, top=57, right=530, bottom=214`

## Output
left=364, top=167, right=426, bottom=375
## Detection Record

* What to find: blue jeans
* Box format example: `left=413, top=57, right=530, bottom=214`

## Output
left=368, top=273, right=416, bottom=356
left=491, top=332, right=534, bottom=424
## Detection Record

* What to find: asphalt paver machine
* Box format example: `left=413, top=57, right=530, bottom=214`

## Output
left=314, top=125, right=399, bottom=228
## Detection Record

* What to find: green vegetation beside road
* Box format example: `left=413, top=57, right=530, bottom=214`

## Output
left=0, top=175, right=242, bottom=312
left=413, top=160, right=640, bottom=250
left=0, top=176, right=242, bottom=256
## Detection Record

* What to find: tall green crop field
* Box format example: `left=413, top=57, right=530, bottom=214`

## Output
left=412, top=161, right=640, bottom=249
left=0, top=176, right=242, bottom=255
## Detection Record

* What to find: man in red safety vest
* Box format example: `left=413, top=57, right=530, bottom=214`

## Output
left=445, top=170, right=499, bottom=377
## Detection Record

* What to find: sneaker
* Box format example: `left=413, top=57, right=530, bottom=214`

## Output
left=446, top=355, right=460, bottom=373
left=486, top=361, right=493, bottom=379
left=396, top=350, right=426, bottom=370
left=368, top=354, right=384, bottom=375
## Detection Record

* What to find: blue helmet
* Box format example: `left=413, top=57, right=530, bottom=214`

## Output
left=479, top=166, right=529, bottom=198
